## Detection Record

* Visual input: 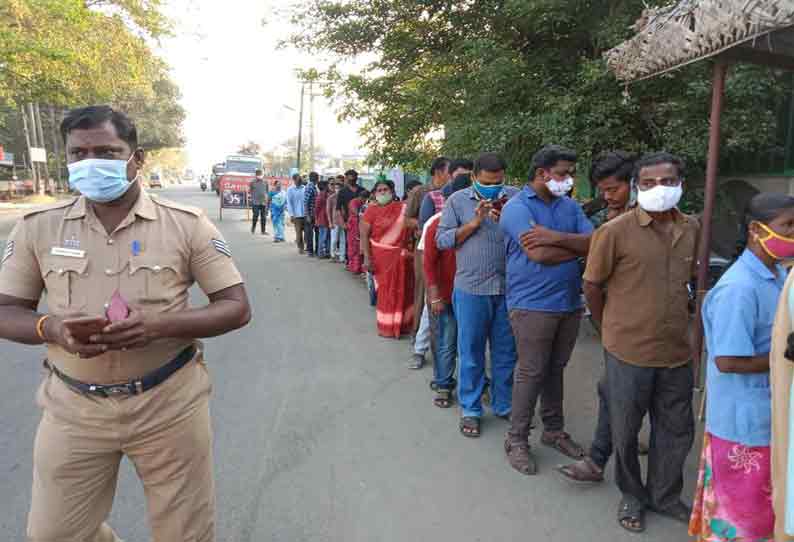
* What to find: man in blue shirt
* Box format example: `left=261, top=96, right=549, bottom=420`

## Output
left=286, top=174, right=306, bottom=254
left=499, top=145, right=593, bottom=475
left=437, top=152, right=519, bottom=439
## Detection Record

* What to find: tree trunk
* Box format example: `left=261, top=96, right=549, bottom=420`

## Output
left=49, top=105, right=63, bottom=190
left=21, top=104, right=39, bottom=193
left=34, top=103, right=50, bottom=192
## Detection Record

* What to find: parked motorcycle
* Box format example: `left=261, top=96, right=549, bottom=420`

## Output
left=200, top=180, right=207, bottom=191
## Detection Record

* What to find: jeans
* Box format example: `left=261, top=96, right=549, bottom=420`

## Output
left=507, top=309, right=581, bottom=443
left=330, top=226, right=339, bottom=258
left=606, top=351, right=694, bottom=509
left=317, top=226, right=329, bottom=257
left=338, top=227, right=347, bottom=264
left=453, top=289, right=517, bottom=418
left=251, top=205, right=267, bottom=233
left=589, top=367, right=613, bottom=469
left=430, top=302, right=457, bottom=391
left=413, top=304, right=431, bottom=355
left=304, top=220, right=315, bottom=254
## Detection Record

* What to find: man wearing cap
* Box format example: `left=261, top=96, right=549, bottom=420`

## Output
left=0, top=105, right=251, bottom=542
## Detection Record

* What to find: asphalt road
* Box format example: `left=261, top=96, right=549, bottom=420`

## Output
left=0, top=185, right=703, bottom=541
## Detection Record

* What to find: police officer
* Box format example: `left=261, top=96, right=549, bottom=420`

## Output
left=0, top=105, right=251, bottom=542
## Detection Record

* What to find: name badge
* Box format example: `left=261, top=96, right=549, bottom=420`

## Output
left=51, top=246, right=86, bottom=259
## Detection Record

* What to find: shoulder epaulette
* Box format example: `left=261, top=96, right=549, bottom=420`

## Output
left=22, top=197, right=79, bottom=219
left=149, top=194, right=202, bottom=217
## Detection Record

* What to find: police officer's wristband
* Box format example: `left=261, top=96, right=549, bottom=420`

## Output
left=35, top=315, right=51, bottom=342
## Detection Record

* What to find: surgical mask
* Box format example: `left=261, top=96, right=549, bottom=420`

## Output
left=375, top=193, right=392, bottom=206
left=473, top=181, right=504, bottom=201
left=68, top=157, right=134, bottom=203
left=636, top=184, right=682, bottom=212
left=757, top=222, right=794, bottom=259
left=546, top=175, right=573, bottom=197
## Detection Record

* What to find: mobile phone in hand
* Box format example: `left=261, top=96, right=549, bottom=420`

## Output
left=62, top=316, right=108, bottom=343
left=491, top=195, right=509, bottom=212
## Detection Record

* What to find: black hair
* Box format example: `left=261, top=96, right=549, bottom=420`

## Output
left=449, top=159, right=474, bottom=173
left=632, top=151, right=686, bottom=180
left=373, top=179, right=395, bottom=193
left=473, top=152, right=507, bottom=175
left=255, top=169, right=263, bottom=175
left=345, top=169, right=359, bottom=180
left=318, top=180, right=329, bottom=190
left=359, top=189, right=370, bottom=200
left=430, top=157, right=451, bottom=177
left=405, top=180, right=422, bottom=194
left=530, top=145, right=577, bottom=177
left=589, top=151, right=637, bottom=189
left=736, top=192, right=794, bottom=258
left=60, top=105, right=138, bottom=149
left=309, top=171, right=319, bottom=183
left=292, top=173, right=300, bottom=181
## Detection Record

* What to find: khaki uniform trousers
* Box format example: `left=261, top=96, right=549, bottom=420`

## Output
left=27, top=357, right=215, bottom=542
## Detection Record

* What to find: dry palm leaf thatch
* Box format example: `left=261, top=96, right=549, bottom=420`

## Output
left=606, top=0, right=794, bottom=82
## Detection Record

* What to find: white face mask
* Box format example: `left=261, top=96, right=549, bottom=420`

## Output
left=546, top=175, right=573, bottom=197
left=636, top=184, right=683, bottom=212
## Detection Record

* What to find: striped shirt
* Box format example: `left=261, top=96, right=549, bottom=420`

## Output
left=436, top=186, right=519, bottom=296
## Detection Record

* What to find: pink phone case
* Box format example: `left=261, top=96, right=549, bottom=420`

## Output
left=106, top=289, right=131, bottom=322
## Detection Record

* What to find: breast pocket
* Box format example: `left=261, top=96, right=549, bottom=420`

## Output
left=41, top=257, right=89, bottom=312
left=128, top=258, right=181, bottom=306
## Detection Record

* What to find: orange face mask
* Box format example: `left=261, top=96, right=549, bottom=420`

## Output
left=757, top=222, right=794, bottom=259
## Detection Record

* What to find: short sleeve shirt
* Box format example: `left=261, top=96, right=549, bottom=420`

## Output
left=702, top=249, right=786, bottom=446
left=0, top=192, right=244, bottom=383
left=500, top=186, right=593, bottom=313
left=583, top=206, right=699, bottom=367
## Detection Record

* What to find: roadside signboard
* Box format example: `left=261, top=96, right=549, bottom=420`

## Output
left=0, top=146, right=14, bottom=167
left=30, top=147, right=46, bottom=163
left=219, top=176, right=251, bottom=220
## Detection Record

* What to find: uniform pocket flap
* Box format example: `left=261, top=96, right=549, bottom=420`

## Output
left=41, top=256, right=89, bottom=277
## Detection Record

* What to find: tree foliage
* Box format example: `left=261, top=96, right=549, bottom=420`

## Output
left=286, top=0, right=792, bottom=184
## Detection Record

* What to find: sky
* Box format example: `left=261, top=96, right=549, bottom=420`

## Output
left=160, top=0, right=365, bottom=173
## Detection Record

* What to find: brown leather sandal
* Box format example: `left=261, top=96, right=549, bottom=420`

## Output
left=555, top=457, right=604, bottom=485
left=459, top=417, right=481, bottom=438
left=541, top=431, right=585, bottom=459
left=433, top=389, right=453, bottom=408
left=504, top=437, right=537, bottom=475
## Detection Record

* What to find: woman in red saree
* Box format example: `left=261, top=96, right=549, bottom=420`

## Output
left=346, top=192, right=366, bottom=274
left=361, top=180, right=415, bottom=338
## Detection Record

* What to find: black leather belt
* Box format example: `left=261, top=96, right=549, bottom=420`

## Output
left=44, top=346, right=197, bottom=398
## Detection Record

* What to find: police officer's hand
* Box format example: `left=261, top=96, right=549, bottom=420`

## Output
left=90, top=308, right=159, bottom=351
left=45, top=315, right=108, bottom=359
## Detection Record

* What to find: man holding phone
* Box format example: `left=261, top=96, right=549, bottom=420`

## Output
left=499, top=145, right=593, bottom=476
left=0, top=105, right=251, bottom=542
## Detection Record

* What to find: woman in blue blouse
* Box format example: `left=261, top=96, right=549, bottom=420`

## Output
left=690, top=193, right=794, bottom=542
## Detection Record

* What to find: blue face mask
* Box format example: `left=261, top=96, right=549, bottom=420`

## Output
left=473, top=181, right=504, bottom=201
left=68, top=157, right=134, bottom=203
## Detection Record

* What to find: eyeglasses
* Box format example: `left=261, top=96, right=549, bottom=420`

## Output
left=636, top=176, right=682, bottom=192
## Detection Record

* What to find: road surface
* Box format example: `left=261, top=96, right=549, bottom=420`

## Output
left=0, top=185, right=702, bottom=541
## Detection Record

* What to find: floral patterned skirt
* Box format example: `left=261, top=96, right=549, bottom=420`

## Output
left=689, top=432, right=774, bottom=542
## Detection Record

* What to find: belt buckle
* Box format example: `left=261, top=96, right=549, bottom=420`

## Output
left=89, top=383, right=132, bottom=396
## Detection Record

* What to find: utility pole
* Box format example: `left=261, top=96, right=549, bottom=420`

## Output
left=49, top=106, right=63, bottom=190
left=296, top=82, right=305, bottom=173
left=21, top=105, right=39, bottom=191
left=309, top=79, right=315, bottom=172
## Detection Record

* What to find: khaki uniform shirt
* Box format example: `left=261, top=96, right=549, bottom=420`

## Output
left=0, top=191, right=243, bottom=383
left=584, top=206, right=699, bottom=368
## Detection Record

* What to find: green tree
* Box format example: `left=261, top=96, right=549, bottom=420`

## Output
left=286, top=0, right=791, bottom=192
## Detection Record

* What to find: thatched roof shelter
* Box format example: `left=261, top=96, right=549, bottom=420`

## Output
left=606, top=0, right=794, bottom=83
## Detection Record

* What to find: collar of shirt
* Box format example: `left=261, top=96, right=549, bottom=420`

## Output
left=65, top=190, right=158, bottom=222
left=739, top=248, right=786, bottom=282
left=522, top=184, right=566, bottom=208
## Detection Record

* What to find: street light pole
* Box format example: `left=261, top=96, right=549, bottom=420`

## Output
left=296, top=82, right=305, bottom=173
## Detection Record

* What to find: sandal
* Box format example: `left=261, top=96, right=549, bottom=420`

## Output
left=459, top=416, right=481, bottom=438
left=433, top=389, right=453, bottom=408
left=650, top=501, right=691, bottom=525
left=617, top=496, right=646, bottom=533
left=541, top=431, right=585, bottom=459
left=555, top=457, right=604, bottom=485
left=505, top=437, right=537, bottom=475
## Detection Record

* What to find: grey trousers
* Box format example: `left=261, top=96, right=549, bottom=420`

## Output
left=606, top=351, right=694, bottom=510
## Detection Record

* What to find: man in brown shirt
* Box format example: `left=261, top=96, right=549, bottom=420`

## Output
left=404, top=156, right=450, bottom=368
left=0, top=105, right=251, bottom=542
left=583, top=152, right=698, bottom=534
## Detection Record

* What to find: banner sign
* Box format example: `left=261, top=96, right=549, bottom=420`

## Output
left=30, top=147, right=46, bottom=163
left=220, top=177, right=250, bottom=210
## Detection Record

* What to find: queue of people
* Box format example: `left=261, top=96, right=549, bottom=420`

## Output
left=286, top=146, right=794, bottom=541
